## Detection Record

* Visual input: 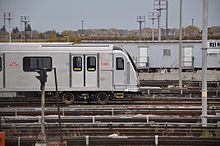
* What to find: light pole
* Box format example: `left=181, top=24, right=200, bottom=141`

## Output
left=149, top=12, right=158, bottom=41
left=21, top=16, right=30, bottom=42
left=137, top=16, right=145, bottom=40
left=5, top=12, right=13, bottom=43
left=153, top=0, right=167, bottom=41
left=81, top=20, right=84, bottom=37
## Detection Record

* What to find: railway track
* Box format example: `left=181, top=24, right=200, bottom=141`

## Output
left=0, top=96, right=220, bottom=107
left=6, top=136, right=220, bottom=146
left=1, top=105, right=220, bottom=145
left=1, top=96, right=220, bottom=145
left=1, top=105, right=220, bottom=116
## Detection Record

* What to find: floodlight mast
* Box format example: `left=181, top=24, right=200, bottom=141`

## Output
left=149, top=12, right=158, bottom=41
left=21, top=16, right=30, bottom=42
left=4, top=12, right=13, bottom=43
left=153, top=0, right=167, bottom=41
left=137, top=16, right=145, bottom=40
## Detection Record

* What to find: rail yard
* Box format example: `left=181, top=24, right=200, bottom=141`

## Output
left=1, top=81, right=220, bottom=145
left=0, top=43, right=220, bottom=145
left=1, top=0, right=220, bottom=145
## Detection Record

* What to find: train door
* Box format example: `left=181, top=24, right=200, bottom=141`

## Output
left=72, top=55, right=84, bottom=88
left=139, top=46, right=149, bottom=68
left=71, top=54, right=98, bottom=88
left=183, top=46, right=193, bottom=68
left=114, top=54, right=126, bottom=90
left=0, top=54, right=3, bottom=88
left=85, top=55, right=98, bottom=87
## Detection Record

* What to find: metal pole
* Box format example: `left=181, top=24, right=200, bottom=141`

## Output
left=54, top=68, right=63, bottom=142
left=40, top=84, right=46, bottom=142
left=137, top=16, right=145, bottom=41
left=192, top=18, right=194, bottom=27
left=201, top=0, right=208, bottom=127
left=3, top=13, right=5, bottom=31
left=9, top=17, right=11, bottom=43
left=192, top=18, right=194, bottom=39
left=166, top=0, right=168, bottom=39
left=179, top=0, right=183, bottom=88
left=139, top=21, right=142, bottom=40
left=81, top=20, right=84, bottom=37
left=24, top=22, right=27, bottom=42
left=158, top=12, right=161, bottom=41
left=152, top=20, right=155, bottom=41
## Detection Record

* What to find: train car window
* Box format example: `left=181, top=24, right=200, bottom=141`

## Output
left=87, top=57, right=96, bottom=71
left=23, top=57, right=52, bottom=72
left=0, top=57, right=2, bottom=72
left=163, top=49, right=171, bottom=56
left=73, top=56, right=82, bottom=71
left=116, top=57, right=124, bottom=70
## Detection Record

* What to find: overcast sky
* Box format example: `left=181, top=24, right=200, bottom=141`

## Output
left=0, top=0, right=220, bottom=32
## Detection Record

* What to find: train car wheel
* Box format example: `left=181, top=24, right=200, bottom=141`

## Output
left=62, top=92, right=75, bottom=105
left=97, top=93, right=109, bottom=105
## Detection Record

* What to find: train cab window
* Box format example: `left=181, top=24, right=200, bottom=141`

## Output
left=87, top=57, right=96, bottom=71
left=116, top=57, right=124, bottom=70
left=0, top=57, right=2, bottom=72
left=23, top=57, right=52, bottom=72
left=73, top=57, right=82, bottom=71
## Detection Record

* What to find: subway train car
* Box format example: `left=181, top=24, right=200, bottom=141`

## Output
left=0, top=43, right=139, bottom=104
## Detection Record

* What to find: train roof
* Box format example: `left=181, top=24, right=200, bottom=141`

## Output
left=0, top=43, right=115, bottom=52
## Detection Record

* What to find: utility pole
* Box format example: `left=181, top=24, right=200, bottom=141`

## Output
left=154, top=0, right=167, bottom=41
left=5, top=12, right=13, bottom=43
left=3, top=13, right=6, bottom=31
left=21, top=16, right=30, bottom=42
left=192, top=18, right=195, bottom=39
left=201, top=0, right=208, bottom=127
left=179, top=0, right=183, bottom=89
left=149, top=12, right=158, bottom=41
left=137, top=16, right=145, bottom=40
left=81, top=20, right=84, bottom=38
left=166, top=0, right=168, bottom=39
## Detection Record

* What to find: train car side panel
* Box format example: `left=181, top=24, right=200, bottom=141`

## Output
left=99, top=52, right=113, bottom=90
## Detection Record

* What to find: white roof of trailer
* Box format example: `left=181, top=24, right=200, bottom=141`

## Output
left=0, top=43, right=114, bottom=52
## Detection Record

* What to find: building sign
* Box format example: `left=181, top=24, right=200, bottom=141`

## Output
left=207, top=41, right=220, bottom=54
left=208, top=41, right=220, bottom=49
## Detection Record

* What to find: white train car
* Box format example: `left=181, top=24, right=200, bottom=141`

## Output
left=0, top=43, right=139, bottom=104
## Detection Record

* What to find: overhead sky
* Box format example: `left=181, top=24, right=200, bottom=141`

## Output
left=0, top=0, right=220, bottom=32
